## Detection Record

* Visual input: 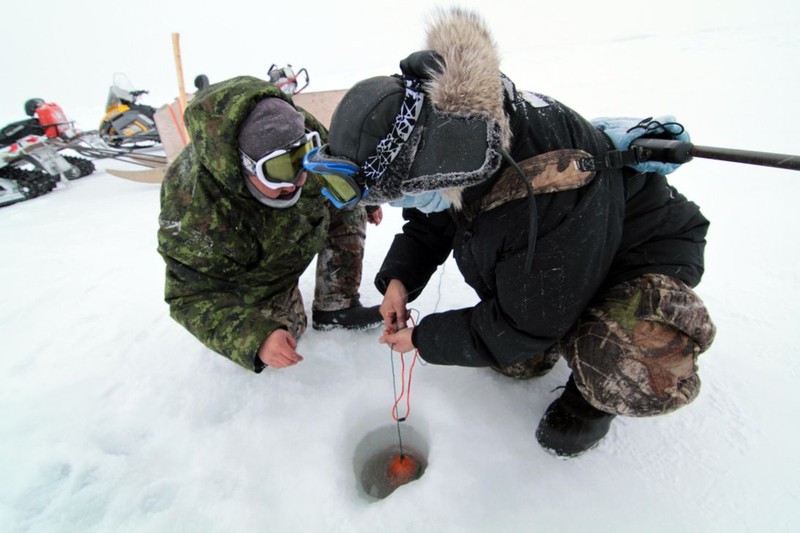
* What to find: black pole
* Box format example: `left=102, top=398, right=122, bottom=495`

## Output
left=630, top=138, right=800, bottom=171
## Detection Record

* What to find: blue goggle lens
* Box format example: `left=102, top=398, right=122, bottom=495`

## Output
left=303, top=146, right=363, bottom=208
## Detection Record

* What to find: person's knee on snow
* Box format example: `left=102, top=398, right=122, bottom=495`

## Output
left=564, top=274, right=716, bottom=417
left=492, top=346, right=560, bottom=380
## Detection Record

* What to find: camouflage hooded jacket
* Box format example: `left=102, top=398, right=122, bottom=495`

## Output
left=157, top=76, right=329, bottom=371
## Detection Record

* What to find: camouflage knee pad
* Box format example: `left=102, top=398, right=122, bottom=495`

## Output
left=560, top=274, right=716, bottom=417
left=493, top=346, right=560, bottom=380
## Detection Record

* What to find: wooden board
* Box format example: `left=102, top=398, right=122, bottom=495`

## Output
left=106, top=167, right=166, bottom=183
left=131, top=89, right=348, bottom=183
left=293, top=89, right=347, bottom=129
left=153, top=98, right=191, bottom=164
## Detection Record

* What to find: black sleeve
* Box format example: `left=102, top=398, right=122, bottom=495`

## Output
left=375, top=209, right=456, bottom=301
left=412, top=249, right=569, bottom=368
left=414, top=176, right=626, bottom=368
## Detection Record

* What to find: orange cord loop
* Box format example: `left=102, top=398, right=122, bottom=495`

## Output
left=390, top=315, right=419, bottom=422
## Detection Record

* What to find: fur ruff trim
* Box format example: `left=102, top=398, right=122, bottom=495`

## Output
left=425, top=8, right=511, bottom=151
left=423, top=8, right=511, bottom=209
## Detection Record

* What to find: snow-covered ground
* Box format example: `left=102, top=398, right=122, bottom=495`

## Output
left=1, top=1, right=799, bottom=531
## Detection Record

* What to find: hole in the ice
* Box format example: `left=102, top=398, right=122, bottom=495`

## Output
left=353, top=424, right=429, bottom=501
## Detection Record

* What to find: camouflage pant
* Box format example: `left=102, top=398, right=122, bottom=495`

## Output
left=274, top=284, right=309, bottom=340
left=498, top=274, right=716, bottom=417
left=313, top=205, right=368, bottom=312
left=273, top=206, right=368, bottom=337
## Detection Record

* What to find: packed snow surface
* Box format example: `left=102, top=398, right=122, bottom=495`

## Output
left=1, top=1, right=799, bottom=531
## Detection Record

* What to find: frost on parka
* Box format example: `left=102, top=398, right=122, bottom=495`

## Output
left=375, top=9, right=710, bottom=369
left=157, top=76, right=329, bottom=371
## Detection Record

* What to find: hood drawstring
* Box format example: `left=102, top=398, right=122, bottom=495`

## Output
left=498, top=148, right=537, bottom=274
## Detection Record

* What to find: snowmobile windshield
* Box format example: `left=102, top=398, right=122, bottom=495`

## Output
left=105, top=88, right=124, bottom=113
left=107, top=73, right=138, bottom=110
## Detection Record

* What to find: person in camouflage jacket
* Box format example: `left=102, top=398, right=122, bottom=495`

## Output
left=157, top=76, right=382, bottom=373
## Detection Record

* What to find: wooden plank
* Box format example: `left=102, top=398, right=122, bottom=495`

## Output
left=106, top=167, right=166, bottom=183
left=149, top=89, right=347, bottom=168
left=153, top=99, right=190, bottom=164
left=293, top=89, right=347, bottom=129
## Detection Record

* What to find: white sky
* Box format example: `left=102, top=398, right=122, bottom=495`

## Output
left=2, top=0, right=798, bottom=128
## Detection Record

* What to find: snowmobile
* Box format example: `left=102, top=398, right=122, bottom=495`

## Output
left=267, top=64, right=309, bottom=95
left=8, top=98, right=98, bottom=173
left=0, top=134, right=83, bottom=208
left=192, top=65, right=310, bottom=96
left=0, top=99, right=98, bottom=208
left=98, top=73, right=160, bottom=148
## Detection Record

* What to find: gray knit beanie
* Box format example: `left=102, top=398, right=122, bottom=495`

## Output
left=238, top=97, right=304, bottom=160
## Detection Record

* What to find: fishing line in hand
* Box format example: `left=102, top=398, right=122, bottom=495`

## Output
left=388, top=310, right=421, bottom=457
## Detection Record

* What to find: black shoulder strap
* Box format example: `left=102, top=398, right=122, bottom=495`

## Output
left=575, top=148, right=641, bottom=172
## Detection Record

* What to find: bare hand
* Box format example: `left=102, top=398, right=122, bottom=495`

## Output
left=368, top=207, right=384, bottom=225
left=379, top=327, right=416, bottom=354
left=258, top=329, right=304, bottom=368
left=381, top=279, right=409, bottom=332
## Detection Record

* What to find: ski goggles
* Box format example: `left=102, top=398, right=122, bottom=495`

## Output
left=240, top=131, right=320, bottom=189
left=303, top=145, right=365, bottom=208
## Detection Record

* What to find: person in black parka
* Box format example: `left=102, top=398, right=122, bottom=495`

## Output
left=308, top=8, right=716, bottom=457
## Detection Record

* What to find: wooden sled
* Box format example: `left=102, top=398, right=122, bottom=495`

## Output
left=106, top=166, right=166, bottom=183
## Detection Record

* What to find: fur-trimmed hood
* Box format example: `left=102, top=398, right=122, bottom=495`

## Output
left=411, top=8, right=512, bottom=209
left=424, top=8, right=512, bottom=152
left=326, top=8, right=512, bottom=209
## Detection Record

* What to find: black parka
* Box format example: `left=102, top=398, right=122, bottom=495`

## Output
left=375, top=87, right=709, bottom=369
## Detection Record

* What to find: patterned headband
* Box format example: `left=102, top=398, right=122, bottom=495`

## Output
left=359, top=77, right=425, bottom=192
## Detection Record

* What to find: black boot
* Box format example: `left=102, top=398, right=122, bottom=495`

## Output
left=536, top=375, right=615, bottom=457
left=312, top=304, right=383, bottom=331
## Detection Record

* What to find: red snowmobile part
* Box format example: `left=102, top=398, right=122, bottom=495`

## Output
left=35, top=102, right=71, bottom=138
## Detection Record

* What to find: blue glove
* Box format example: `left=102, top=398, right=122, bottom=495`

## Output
left=389, top=191, right=451, bottom=213
left=591, top=115, right=690, bottom=174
